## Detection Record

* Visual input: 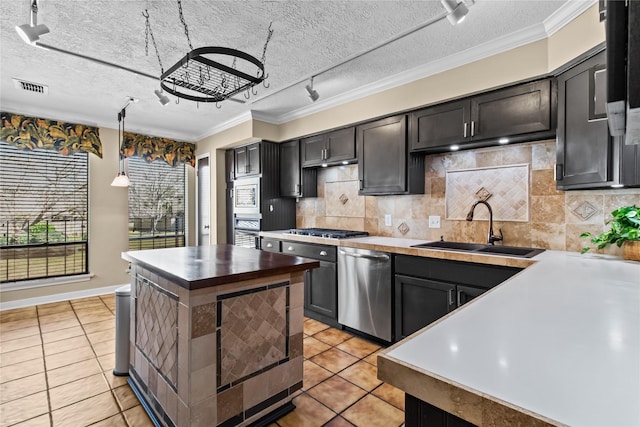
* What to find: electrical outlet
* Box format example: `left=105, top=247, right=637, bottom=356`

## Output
left=384, top=214, right=392, bottom=226
left=428, top=215, right=441, bottom=228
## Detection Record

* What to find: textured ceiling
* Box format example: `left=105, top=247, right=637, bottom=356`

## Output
left=0, top=0, right=590, bottom=142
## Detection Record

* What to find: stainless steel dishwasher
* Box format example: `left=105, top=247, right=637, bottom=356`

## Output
left=338, top=247, right=392, bottom=342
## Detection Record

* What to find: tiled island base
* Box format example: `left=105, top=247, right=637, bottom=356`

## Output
left=128, top=263, right=305, bottom=427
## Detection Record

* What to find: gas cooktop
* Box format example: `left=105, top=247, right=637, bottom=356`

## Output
left=287, top=228, right=369, bottom=239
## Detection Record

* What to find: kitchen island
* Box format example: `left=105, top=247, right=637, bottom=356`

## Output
left=122, top=245, right=319, bottom=427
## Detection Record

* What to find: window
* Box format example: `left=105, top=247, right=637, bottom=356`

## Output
left=127, top=157, right=185, bottom=250
left=0, top=141, right=89, bottom=283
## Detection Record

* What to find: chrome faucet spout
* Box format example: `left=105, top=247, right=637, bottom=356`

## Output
left=465, top=200, right=503, bottom=245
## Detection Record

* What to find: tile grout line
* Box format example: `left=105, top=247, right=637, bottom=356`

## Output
left=36, top=304, right=55, bottom=427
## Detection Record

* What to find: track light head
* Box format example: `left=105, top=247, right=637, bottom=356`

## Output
left=15, top=23, right=49, bottom=45
left=154, top=89, right=170, bottom=106
left=441, top=0, right=469, bottom=25
left=306, top=84, right=319, bottom=102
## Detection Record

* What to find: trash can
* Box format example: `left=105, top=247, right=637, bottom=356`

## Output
left=113, top=284, right=131, bottom=376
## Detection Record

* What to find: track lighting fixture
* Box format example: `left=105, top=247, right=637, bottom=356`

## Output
left=154, top=89, right=170, bottom=106
left=306, top=77, right=320, bottom=102
left=15, top=0, right=49, bottom=45
left=441, top=0, right=469, bottom=25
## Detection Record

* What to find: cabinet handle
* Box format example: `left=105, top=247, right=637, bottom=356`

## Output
left=229, top=171, right=234, bottom=181
left=359, top=179, right=364, bottom=190
left=457, top=290, right=462, bottom=307
left=471, top=120, right=475, bottom=137
left=295, top=184, right=301, bottom=194
left=325, top=148, right=330, bottom=159
left=463, top=122, right=468, bottom=138
left=555, top=164, right=563, bottom=181
left=321, top=148, right=326, bottom=160
left=229, top=189, right=234, bottom=199
left=287, top=246, right=294, bottom=251
left=448, top=289, right=455, bottom=306
left=266, top=243, right=273, bottom=248
left=319, top=250, right=327, bottom=256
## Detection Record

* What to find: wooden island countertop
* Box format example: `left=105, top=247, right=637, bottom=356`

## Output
left=122, top=244, right=319, bottom=290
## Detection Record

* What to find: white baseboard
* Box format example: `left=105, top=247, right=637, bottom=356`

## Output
left=0, top=284, right=130, bottom=311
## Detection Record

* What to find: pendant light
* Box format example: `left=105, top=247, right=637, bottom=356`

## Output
left=111, top=108, right=131, bottom=187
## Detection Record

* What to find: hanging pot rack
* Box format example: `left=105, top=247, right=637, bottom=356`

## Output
left=160, top=47, right=265, bottom=103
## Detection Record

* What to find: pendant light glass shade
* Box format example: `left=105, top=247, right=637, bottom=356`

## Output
left=111, top=172, right=131, bottom=187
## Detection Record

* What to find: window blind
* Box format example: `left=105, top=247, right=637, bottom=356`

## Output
left=127, top=157, right=186, bottom=250
left=0, top=141, right=88, bottom=283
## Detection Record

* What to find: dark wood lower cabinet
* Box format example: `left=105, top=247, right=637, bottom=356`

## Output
left=405, top=394, right=476, bottom=427
left=304, top=261, right=338, bottom=327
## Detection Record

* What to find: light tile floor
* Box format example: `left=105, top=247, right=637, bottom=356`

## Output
left=0, top=295, right=405, bottom=427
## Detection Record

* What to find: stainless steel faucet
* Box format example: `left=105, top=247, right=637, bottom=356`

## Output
left=466, top=200, right=503, bottom=245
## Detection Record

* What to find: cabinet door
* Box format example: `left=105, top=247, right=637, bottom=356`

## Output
left=471, top=79, right=552, bottom=141
left=247, top=143, right=261, bottom=175
left=410, top=100, right=470, bottom=151
left=305, top=261, right=338, bottom=322
left=225, top=149, right=235, bottom=182
left=456, top=285, right=485, bottom=307
left=325, top=127, right=356, bottom=163
left=234, top=146, right=248, bottom=178
left=301, top=134, right=326, bottom=167
left=357, top=115, right=408, bottom=195
left=280, top=140, right=301, bottom=197
left=395, top=275, right=456, bottom=340
left=556, top=51, right=612, bottom=188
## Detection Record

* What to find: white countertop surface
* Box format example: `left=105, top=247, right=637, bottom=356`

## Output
left=385, top=249, right=640, bottom=426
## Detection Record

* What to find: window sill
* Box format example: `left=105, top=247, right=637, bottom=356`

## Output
left=0, top=273, right=94, bottom=292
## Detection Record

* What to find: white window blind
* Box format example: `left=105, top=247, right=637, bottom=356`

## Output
left=0, top=141, right=88, bottom=283
left=127, top=157, right=186, bottom=250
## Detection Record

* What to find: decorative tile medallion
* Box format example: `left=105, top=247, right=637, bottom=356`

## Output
left=217, top=284, right=289, bottom=390
left=135, top=275, right=179, bottom=390
left=397, top=222, right=410, bottom=235
left=571, top=201, right=599, bottom=221
left=339, top=193, right=349, bottom=205
left=446, top=164, right=529, bottom=222
left=475, top=187, right=493, bottom=202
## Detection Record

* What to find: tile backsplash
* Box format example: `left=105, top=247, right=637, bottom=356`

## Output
left=296, top=140, right=640, bottom=254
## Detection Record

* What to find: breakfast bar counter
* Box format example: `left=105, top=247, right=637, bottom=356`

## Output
left=122, top=245, right=319, bottom=427
left=377, top=249, right=640, bottom=427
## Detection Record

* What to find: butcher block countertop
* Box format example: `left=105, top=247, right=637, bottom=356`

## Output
left=260, top=232, right=640, bottom=426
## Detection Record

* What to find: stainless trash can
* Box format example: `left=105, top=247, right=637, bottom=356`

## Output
left=113, top=284, right=131, bottom=376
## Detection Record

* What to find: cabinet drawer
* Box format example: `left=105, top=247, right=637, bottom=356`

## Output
left=261, top=238, right=281, bottom=253
left=281, top=241, right=337, bottom=262
left=395, top=255, right=520, bottom=289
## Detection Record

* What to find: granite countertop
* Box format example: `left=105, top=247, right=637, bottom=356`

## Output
left=122, top=245, right=319, bottom=290
left=260, top=231, right=640, bottom=426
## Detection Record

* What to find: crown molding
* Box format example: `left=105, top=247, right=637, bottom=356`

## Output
left=544, top=0, right=598, bottom=36
left=195, top=110, right=254, bottom=141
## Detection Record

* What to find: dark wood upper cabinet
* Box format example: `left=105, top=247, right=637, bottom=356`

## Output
left=410, top=100, right=470, bottom=151
left=301, top=127, right=356, bottom=167
left=279, top=139, right=317, bottom=198
left=235, top=142, right=260, bottom=177
left=556, top=49, right=640, bottom=189
left=471, top=79, right=552, bottom=140
left=410, top=79, right=555, bottom=153
left=357, top=115, right=424, bottom=195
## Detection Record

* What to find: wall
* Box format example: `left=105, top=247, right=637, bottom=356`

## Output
left=1, top=127, right=131, bottom=304
left=296, top=140, right=640, bottom=255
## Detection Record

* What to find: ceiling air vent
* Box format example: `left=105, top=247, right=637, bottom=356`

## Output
left=13, top=78, right=48, bottom=95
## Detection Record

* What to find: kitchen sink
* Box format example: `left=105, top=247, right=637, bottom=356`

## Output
left=411, top=241, right=544, bottom=258
left=411, top=241, right=487, bottom=251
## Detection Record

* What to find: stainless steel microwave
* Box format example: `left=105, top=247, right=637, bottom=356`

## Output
left=233, top=177, right=261, bottom=216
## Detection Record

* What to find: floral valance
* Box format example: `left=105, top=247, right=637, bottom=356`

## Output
left=121, top=132, right=195, bottom=167
left=0, top=112, right=103, bottom=158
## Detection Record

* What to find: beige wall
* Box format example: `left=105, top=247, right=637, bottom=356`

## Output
left=1, top=127, right=131, bottom=304
left=296, top=140, right=640, bottom=255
